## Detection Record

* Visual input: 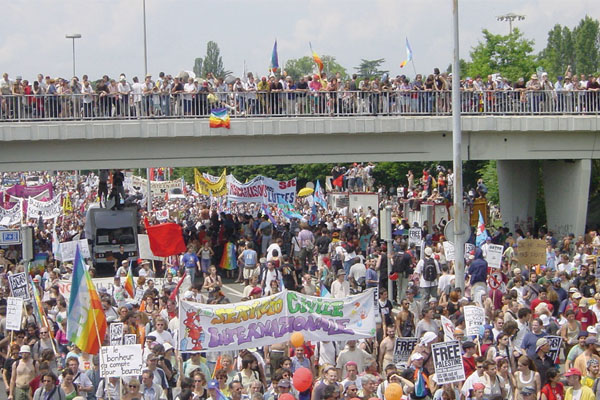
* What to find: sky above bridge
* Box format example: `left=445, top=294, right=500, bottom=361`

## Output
left=0, top=0, right=595, bottom=81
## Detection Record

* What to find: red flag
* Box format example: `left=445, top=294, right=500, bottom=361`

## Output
left=169, top=271, right=187, bottom=301
left=144, top=218, right=187, bottom=257
left=332, top=175, right=343, bottom=188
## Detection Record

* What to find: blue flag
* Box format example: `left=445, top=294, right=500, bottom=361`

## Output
left=475, top=210, right=489, bottom=247
left=314, top=180, right=328, bottom=209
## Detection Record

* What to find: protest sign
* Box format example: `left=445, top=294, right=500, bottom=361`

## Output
left=194, top=169, right=228, bottom=197
left=0, top=201, right=23, bottom=226
left=465, top=243, right=475, bottom=259
left=408, top=228, right=422, bottom=246
left=226, top=175, right=296, bottom=204
left=100, top=345, right=144, bottom=377
left=546, top=335, right=563, bottom=363
left=6, top=183, right=54, bottom=199
left=487, top=270, right=504, bottom=290
left=442, top=241, right=454, bottom=261
left=110, top=323, right=124, bottom=346
left=518, top=239, right=547, bottom=265
left=179, top=288, right=376, bottom=352
left=392, top=337, right=418, bottom=366
left=124, top=335, right=137, bottom=345
left=138, top=234, right=162, bottom=261
left=129, top=177, right=184, bottom=196
left=8, top=272, right=30, bottom=300
left=432, top=340, right=466, bottom=384
left=464, top=306, right=485, bottom=337
left=26, top=195, right=62, bottom=220
left=58, top=280, right=71, bottom=305
left=440, top=316, right=455, bottom=342
left=6, top=297, right=23, bottom=331
left=486, top=244, right=504, bottom=268
left=155, top=209, right=169, bottom=222
left=57, top=240, right=91, bottom=261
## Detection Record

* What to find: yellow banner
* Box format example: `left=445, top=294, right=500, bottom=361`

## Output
left=194, top=168, right=227, bottom=197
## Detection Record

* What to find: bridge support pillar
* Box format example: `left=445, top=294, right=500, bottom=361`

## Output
left=497, top=160, right=538, bottom=233
left=542, top=159, right=591, bottom=238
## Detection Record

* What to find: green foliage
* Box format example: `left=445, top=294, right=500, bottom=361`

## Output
left=355, top=59, right=388, bottom=80
left=476, top=161, right=499, bottom=204
left=446, top=59, right=471, bottom=78
left=538, top=25, right=575, bottom=79
left=284, top=56, right=347, bottom=81
left=193, top=58, right=203, bottom=78
left=284, top=57, right=318, bottom=81
left=573, top=16, right=600, bottom=76
left=201, top=41, right=232, bottom=79
left=466, top=28, right=536, bottom=82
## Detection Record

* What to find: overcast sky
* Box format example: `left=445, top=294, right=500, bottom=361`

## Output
left=0, top=0, right=595, bottom=81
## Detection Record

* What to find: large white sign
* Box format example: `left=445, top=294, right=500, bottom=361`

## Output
left=26, top=196, right=62, bottom=220
left=464, top=306, right=485, bottom=337
left=432, top=340, right=466, bottom=384
left=442, top=241, right=455, bottom=261
left=0, top=201, right=23, bottom=226
left=408, top=228, right=422, bottom=246
left=57, top=240, right=91, bottom=261
left=100, top=345, right=144, bottom=377
left=226, top=175, right=296, bottom=204
left=6, top=297, right=23, bottom=331
left=486, top=244, right=504, bottom=269
left=127, top=177, right=184, bottom=196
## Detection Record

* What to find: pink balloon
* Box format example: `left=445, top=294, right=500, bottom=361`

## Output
left=292, top=367, right=313, bottom=392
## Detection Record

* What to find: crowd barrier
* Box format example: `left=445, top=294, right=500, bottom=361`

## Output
left=1, top=89, right=599, bottom=121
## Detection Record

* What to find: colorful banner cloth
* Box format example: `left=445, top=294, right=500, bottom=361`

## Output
left=194, top=169, right=228, bottom=197
left=6, top=183, right=54, bottom=199
left=226, top=175, right=296, bottom=204
left=179, top=289, right=376, bottom=352
left=209, top=108, right=231, bottom=128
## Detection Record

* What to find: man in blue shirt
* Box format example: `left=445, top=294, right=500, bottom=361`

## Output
left=181, top=247, right=200, bottom=284
left=238, top=242, right=259, bottom=285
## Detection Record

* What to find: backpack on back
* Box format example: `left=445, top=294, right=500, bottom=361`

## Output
left=422, top=258, right=437, bottom=282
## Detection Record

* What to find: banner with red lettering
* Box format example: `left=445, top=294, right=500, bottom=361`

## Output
left=226, top=175, right=296, bottom=204
left=179, top=289, right=376, bottom=352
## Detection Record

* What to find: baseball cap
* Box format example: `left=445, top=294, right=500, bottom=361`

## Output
left=472, top=383, right=485, bottom=391
left=277, top=379, right=291, bottom=388
left=207, top=380, right=219, bottom=390
left=535, top=338, right=549, bottom=351
left=424, top=247, right=433, bottom=257
left=564, top=368, right=582, bottom=377
left=250, top=286, right=263, bottom=296
left=410, top=352, right=424, bottom=361
left=573, top=292, right=582, bottom=299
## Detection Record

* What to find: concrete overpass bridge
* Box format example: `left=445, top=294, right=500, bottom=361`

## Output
left=1, top=114, right=598, bottom=237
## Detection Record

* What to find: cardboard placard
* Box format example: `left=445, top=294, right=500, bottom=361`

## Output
left=443, top=241, right=455, bottom=261
left=432, top=340, right=466, bottom=384
left=100, top=344, right=144, bottom=377
left=546, top=335, right=563, bottom=363
left=464, top=306, right=485, bottom=337
left=392, top=337, right=418, bottom=366
left=6, top=297, right=23, bottom=331
left=8, top=272, right=30, bottom=300
left=109, top=323, right=124, bottom=346
left=123, top=334, right=137, bottom=345
left=486, top=244, right=504, bottom=269
left=408, top=228, right=422, bottom=246
left=517, top=239, right=547, bottom=265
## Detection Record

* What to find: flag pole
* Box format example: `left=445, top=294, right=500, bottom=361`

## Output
left=411, top=59, right=417, bottom=79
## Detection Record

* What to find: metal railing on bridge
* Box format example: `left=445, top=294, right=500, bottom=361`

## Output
left=1, top=90, right=599, bottom=121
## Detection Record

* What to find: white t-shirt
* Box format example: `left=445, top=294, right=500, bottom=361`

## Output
left=414, top=258, right=441, bottom=288
left=149, top=329, right=175, bottom=347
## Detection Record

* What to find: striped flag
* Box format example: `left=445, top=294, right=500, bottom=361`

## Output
left=400, top=37, right=413, bottom=68
left=209, top=108, right=230, bottom=129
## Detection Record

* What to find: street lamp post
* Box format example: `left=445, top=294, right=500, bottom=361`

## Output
left=65, top=34, right=82, bottom=77
left=452, top=0, right=466, bottom=292
left=496, top=13, right=526, bottom=35
left=143, top=0, right=148, bottom=76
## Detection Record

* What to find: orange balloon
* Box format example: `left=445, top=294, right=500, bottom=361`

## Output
left=384, top=383, right=403, bottom=400
left=290, top=332, right=304, bottom=348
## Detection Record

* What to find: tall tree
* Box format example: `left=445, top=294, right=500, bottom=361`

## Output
left=284, top=55, right=347, bottom=81
left=538, top=25, right=575, bottom=78
left=201, top=41, right=232, bottom=79
left=466, top=28, right=536, bottom=82
left=193, top=58, right=203, bottom=78
left=355, top=59, right=388, bottom=80
left=573, top=16, right=600, bottom=76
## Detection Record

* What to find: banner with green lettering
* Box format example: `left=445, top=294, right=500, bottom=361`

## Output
left=179, top=289, right=376, bottom=352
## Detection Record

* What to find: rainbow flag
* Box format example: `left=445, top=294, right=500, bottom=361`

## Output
left=67, top=245, right=107, bottom=354
left=400, top=37, right=413, bottom=68
left=30, top=275, right=49, bottom=329
left=270, top=40, right=279, bottom=73
left=309, top=42, right=324, bottom=74
left=219, top=242, right=237, bottom=271
left=124, top=261, right=135, bottom=297
left=209, top=108, right=230, bottom=129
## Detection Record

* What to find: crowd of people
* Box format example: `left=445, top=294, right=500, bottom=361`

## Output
left=1, top=68, right=600, bottom=120
left=0, top=167, right=599, bottom=400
